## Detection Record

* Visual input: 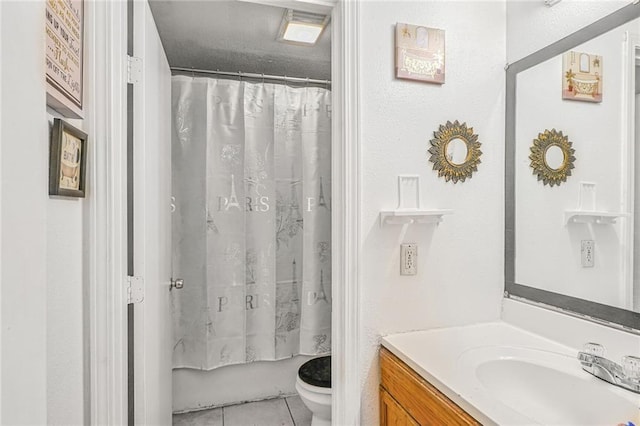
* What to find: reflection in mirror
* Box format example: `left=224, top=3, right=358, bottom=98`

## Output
left=446, top=138, right=468, bottom=165
left=545, top=145, right=565, bottom=170
left=528, top=129, right=575, bottom=187
left=516, top=21, right=635, bottom=309
left=506, top=4, right=640, bottom=331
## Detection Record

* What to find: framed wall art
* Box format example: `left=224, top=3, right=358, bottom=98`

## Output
left=428, top=120, right=482, bottom=183
left=46, top=0, right=84, bottom=118
left=49, top=118, right=88, bottom=198
left=562, top=51, right=602, bottom=103
left=395, top=23, right=445, bottom=84
left=529, top=128, right=575, bottom=187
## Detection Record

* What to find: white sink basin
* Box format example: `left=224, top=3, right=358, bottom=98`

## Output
left=457, top=345, right=640, bottom=425
left=382, top=322, right=640, bottom=425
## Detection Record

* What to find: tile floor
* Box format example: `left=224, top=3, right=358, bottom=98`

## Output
left=173, top=396, right=312, bottom=426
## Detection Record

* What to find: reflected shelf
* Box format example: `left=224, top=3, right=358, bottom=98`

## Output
left=564, top=210, right=628, bottom=225
left=379, top=209, right=453, bottom=227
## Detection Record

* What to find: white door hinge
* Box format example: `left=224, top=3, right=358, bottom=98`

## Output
left=127, top=276, right=144, bottom=304
left=127, top=55, right=142, bottom=84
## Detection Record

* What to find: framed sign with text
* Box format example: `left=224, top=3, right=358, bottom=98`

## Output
left=45, top=0, right=84, bottom=118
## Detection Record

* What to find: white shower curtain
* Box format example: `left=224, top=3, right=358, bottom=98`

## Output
left=171, top=75, right=331, bottom=370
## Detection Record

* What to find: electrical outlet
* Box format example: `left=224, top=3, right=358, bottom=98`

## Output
left=622, top=355, right=640, bottom=377
left=581, top=240, right=594, bottom=268
left=400, top=243, right=417, bottom=275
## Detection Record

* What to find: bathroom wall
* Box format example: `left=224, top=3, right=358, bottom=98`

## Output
left=506, top=0, right=628, bottom=63
left=1, top=1, right=89, bottom=424
left=515, top=21, right=637, bottom=308
left=1, top=2, right=48, bottom=423
left=46, top=107, right=87, bottom=426
left=503, top=298, right=640, bottom=361
left=359, top=2, right=506, bottom=424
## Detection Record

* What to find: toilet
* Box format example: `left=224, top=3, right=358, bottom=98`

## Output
left=296, top=355, right=331, bottom=426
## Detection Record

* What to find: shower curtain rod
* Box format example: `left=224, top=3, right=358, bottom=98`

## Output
left=171, top=67, right=331, bottom=86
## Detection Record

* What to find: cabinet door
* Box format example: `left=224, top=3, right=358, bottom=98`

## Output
left=380, top=348, right=480, bottom=425
left=380, top=387, right=419, bottom=426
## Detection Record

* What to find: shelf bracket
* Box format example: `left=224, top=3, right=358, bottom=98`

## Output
left=379, top=209, right=453, bottom=227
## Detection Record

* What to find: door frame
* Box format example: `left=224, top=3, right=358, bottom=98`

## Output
left=88, top=1, right=129, bottom=425
left=329, top=1, right=361, bottom=424
left=89, top=0, right=361, bottom=424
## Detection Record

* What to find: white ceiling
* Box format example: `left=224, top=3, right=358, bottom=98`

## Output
left=148, top=0, right=332, bottom=80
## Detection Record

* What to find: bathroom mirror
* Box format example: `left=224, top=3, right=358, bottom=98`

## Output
left=545, top=146, right=564, bottom=171
left=446, top=138, right=469, bottom=165
left=528, top=129, right=575, bottom=187
left=428, top=120, right=482, bottom=183
left=505, top=3, right=640, bottom=331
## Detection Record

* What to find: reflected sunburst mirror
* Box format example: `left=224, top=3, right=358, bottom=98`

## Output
left=428, top=120, right=482, bottom=183
left=529, top=129, right=575, bottom=187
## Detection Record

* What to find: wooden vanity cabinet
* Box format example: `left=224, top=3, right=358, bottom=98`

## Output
left=379, top=347, right=480, bottom=426
left=380, top=386, right=419, bottom=426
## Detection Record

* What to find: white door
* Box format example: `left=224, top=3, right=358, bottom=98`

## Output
left=132, top=1, right=173, bottom=424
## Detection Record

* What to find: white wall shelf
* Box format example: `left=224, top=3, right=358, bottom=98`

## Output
left=564, top=210, right=627, bottom=225
left=379, top=209, right=453, bottom=227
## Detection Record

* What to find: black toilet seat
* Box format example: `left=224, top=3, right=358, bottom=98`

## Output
left=298, top=355, right=331, bottom=388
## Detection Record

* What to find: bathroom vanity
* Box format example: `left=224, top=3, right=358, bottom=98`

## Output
left=379, top=347, right=478, bottom=425
left=380, top=321, right=640, bottom=425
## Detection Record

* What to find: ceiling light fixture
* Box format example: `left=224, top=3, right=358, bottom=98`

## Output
left=277, top=9, right=329, bottom=46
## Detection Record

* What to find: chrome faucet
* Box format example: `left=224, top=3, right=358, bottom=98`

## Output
left=577, top=343, right=640, bottom=394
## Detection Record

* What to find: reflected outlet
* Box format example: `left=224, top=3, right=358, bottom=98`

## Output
left=581, top=240, right=594, bottom=268
left=401, top=243, right=417, bottom=275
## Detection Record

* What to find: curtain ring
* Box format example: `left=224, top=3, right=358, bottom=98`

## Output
left=191, top=67, right=195, bottom=79
left=305, top=77, right=310, bottom=87
left=261, top=73, right=265, bottom=84
left=238, top=71, right=243, bottom=82
left=325, top=80, right=329, bottom=90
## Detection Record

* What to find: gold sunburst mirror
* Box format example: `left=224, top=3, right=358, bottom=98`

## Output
left=428, top=120, right=482, bottom=183
left=529, top=129, right=576, bottom=187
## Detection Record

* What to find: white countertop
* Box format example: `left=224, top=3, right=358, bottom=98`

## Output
left=381, top=321, right=639, bottom=425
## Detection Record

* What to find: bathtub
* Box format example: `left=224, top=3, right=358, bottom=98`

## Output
left=571, top=77, right=599, bottom=96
